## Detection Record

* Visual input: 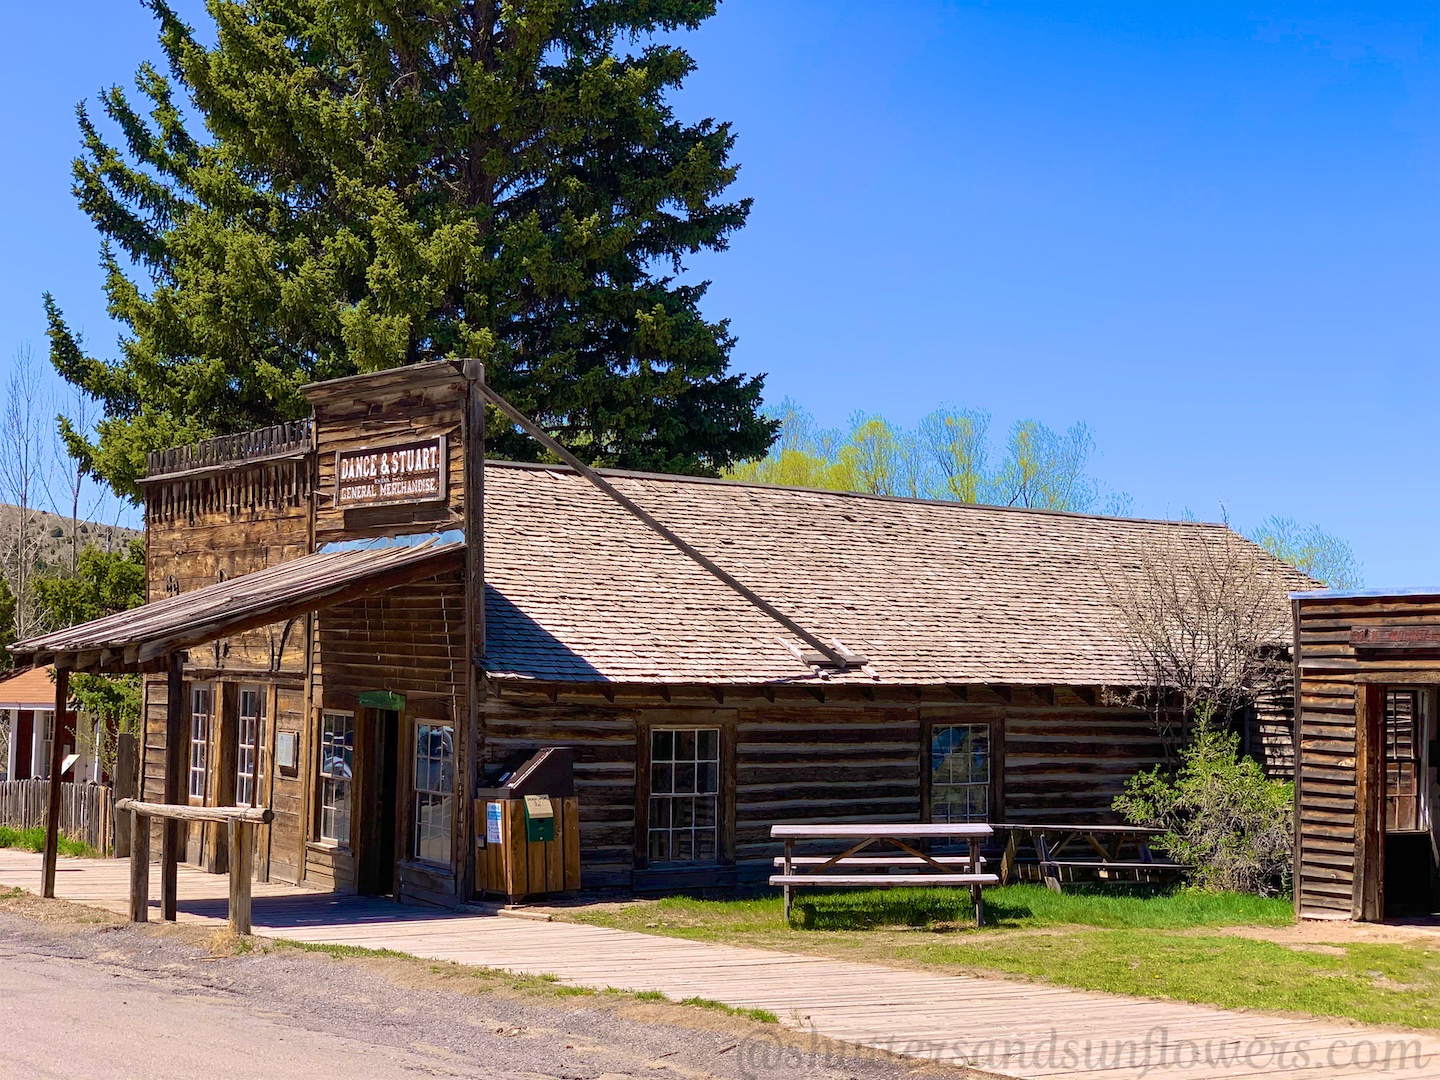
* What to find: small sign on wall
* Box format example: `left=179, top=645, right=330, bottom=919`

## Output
left=335, top=436, right=447, bottom=508
left=276, top=731, right=299, bottom=771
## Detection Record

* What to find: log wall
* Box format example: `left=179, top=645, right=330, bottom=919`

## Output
left=483, top=685, right=1167, bottom=889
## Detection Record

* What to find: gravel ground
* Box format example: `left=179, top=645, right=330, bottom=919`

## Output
left=0, top=893, right=971, bottom=1080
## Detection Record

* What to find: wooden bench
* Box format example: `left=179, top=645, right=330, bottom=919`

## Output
left=768, top=823, right=999, bottom=926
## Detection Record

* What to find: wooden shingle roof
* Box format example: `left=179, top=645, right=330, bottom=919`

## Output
left=481, top=462, right=1314, bottom=687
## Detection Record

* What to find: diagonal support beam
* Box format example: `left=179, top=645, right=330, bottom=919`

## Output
left=472, top=375, right=863, bottom=670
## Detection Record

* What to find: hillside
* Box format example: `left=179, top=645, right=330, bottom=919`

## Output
left=0, top=503, right=142, bottom=576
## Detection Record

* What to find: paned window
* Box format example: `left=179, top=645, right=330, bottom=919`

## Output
left=648, top=728, right=720, bottom=864
left=1386, top=690, right=1429, bottom=832
left=413, top=724, right=454, bottom=865
left=930, top=723, right=991, bottom=824
left=34, top=711, right=54, bottom=781
left=188, top=685, right=212, bottom=799
left=236, top=686, right=265, bottom=807
left=319, top=712, right=354, bottom=845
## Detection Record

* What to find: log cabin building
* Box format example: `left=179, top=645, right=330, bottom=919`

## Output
left=12, top=361, right=1310, bottom=907
left=1293, top=588, right=1440, bottom=921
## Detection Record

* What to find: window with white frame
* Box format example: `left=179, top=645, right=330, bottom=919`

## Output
left=33, top=711, right=54, bottom=780
left=413, top=724, right=454, bottom=865
left=236, top=686, right=265, bottom=807
left=188, top=685, right=212, bottom=800
left=319, top=711, right=354, bottom=845
left=930, top=723, right=991, bottom=823
left=648, top=728, right=720, bottom=864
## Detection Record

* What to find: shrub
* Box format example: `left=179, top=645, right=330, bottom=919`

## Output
left=1114, top=713, right=1293, bottom=896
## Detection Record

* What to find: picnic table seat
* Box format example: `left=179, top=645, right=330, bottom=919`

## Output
left=768, top=822, right=999, bottom=925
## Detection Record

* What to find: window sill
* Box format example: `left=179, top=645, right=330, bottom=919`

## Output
left=306, top=841, right=353, bottom=858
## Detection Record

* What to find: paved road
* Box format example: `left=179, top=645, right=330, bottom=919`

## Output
left=0, top=910, right=947, bottom=1080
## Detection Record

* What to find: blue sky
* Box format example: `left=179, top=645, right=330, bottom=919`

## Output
left=1, top=2, right=1436, bottom=583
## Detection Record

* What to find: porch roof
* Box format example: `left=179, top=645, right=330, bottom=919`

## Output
left=10, top=540, right=463, bottom=674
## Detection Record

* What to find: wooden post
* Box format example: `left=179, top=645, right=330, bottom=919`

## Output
left=40, top=666, right=70, bottom=899
left=227, top=818, right=253, bottom=935
left=129, top=809, right=150, bottom=923
left=161, top=653, right=187, bottom=921
left=114, top=733, right=138, bottom=860
left=461, top=359, right=486, bottom=902
left=970, top=836, right=984, bottom=927
left=1037, top=831, right=1061, bottom=894
left=783, top=836, right=794, bottom=925
left=1353, top=683, right=1386, bottom=922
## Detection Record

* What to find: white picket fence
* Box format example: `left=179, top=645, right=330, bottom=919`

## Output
left=0, top=779, right=114, bottom=854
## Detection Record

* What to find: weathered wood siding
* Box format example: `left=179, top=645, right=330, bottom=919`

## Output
left=311, top=571, right=468, bottom=903
left=483, top=686, right=1165, bottom=889
left=141, top=454, right=313, bottom=883
left=1294, top=593, right=1440, bottom=920
left=309, top=365, right=466, bottom=547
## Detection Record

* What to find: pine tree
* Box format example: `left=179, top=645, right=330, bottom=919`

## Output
left=47, top=1, right=774, bottom=499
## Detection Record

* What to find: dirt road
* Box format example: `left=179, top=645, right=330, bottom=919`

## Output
left=0, top=895, right=960, bottom=1080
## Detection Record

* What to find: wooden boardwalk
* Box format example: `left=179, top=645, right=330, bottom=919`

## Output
left=3, top=850, right=1438, bottom=1080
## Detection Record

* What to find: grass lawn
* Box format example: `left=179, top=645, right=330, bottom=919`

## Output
left=561, top=885, right=1440, bottom=1030
left=0, top=825, right=98, bottom=858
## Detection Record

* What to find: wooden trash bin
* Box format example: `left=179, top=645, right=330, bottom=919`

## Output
left=476, top=795, right=580, bottom=902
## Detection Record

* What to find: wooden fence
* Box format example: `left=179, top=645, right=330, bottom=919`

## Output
left=0, top=780, right=114, bottom=854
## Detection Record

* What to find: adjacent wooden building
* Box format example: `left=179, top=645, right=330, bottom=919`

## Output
left=12, top=361, right=1308, bottom=906
left=1293, top=588, right=1440, bottom=921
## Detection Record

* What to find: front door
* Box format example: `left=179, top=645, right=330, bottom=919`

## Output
left=1383, top=687, right=1436, bottom=914
left=357, top=708, right=400, bottom=896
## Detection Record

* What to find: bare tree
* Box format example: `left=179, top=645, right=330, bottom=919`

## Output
left=43, top=383, right=102, bottom=575
left=1106, top=522, right=1296, bottom=758
left=0, top=346, right=52, bottom=637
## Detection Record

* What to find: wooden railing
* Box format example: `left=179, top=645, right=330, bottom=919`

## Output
left=0, top=779, right=113, bottom=854
left=116, top=799, right=273, bottom=934
left=143, top=419, right=313, bottom=481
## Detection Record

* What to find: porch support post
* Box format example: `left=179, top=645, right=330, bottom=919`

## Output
left=161, top=652, right=186, bottom=921
left=227, top=818, right=253, bottom=936
left=40, top=666, right=70, bottom=898
left=461, top=359, right=486, bottom=900
left=1352, top=682, right=1385, bottom=922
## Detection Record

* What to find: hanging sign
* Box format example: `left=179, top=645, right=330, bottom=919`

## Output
left=335, top=436, right=447, bottom=508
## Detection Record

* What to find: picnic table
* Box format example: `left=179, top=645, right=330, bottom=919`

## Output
left=993, top=823, right=1188, bottom=892
left=768, top=823, right=999, bottom=926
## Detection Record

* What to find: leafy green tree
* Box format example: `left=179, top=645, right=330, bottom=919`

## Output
left=727, top=402, right=1129, bottom=513
left=1250, top=516, right=1362, bottom=589
left=919, top=407, right=990, bottom=503
left=33, top=540, right=146, bottom=631
left=32, top=541, right=147, bottom=747
left=47, top=0, right=774, bottom=500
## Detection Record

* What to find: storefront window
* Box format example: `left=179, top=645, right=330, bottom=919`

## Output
left=188, top=685, right=212, bottom=799
left=319, top=712, right=354, bottom=845
left=413, top=724, right=453, bottom=865
left=236, top=686, right=265, bottom=807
